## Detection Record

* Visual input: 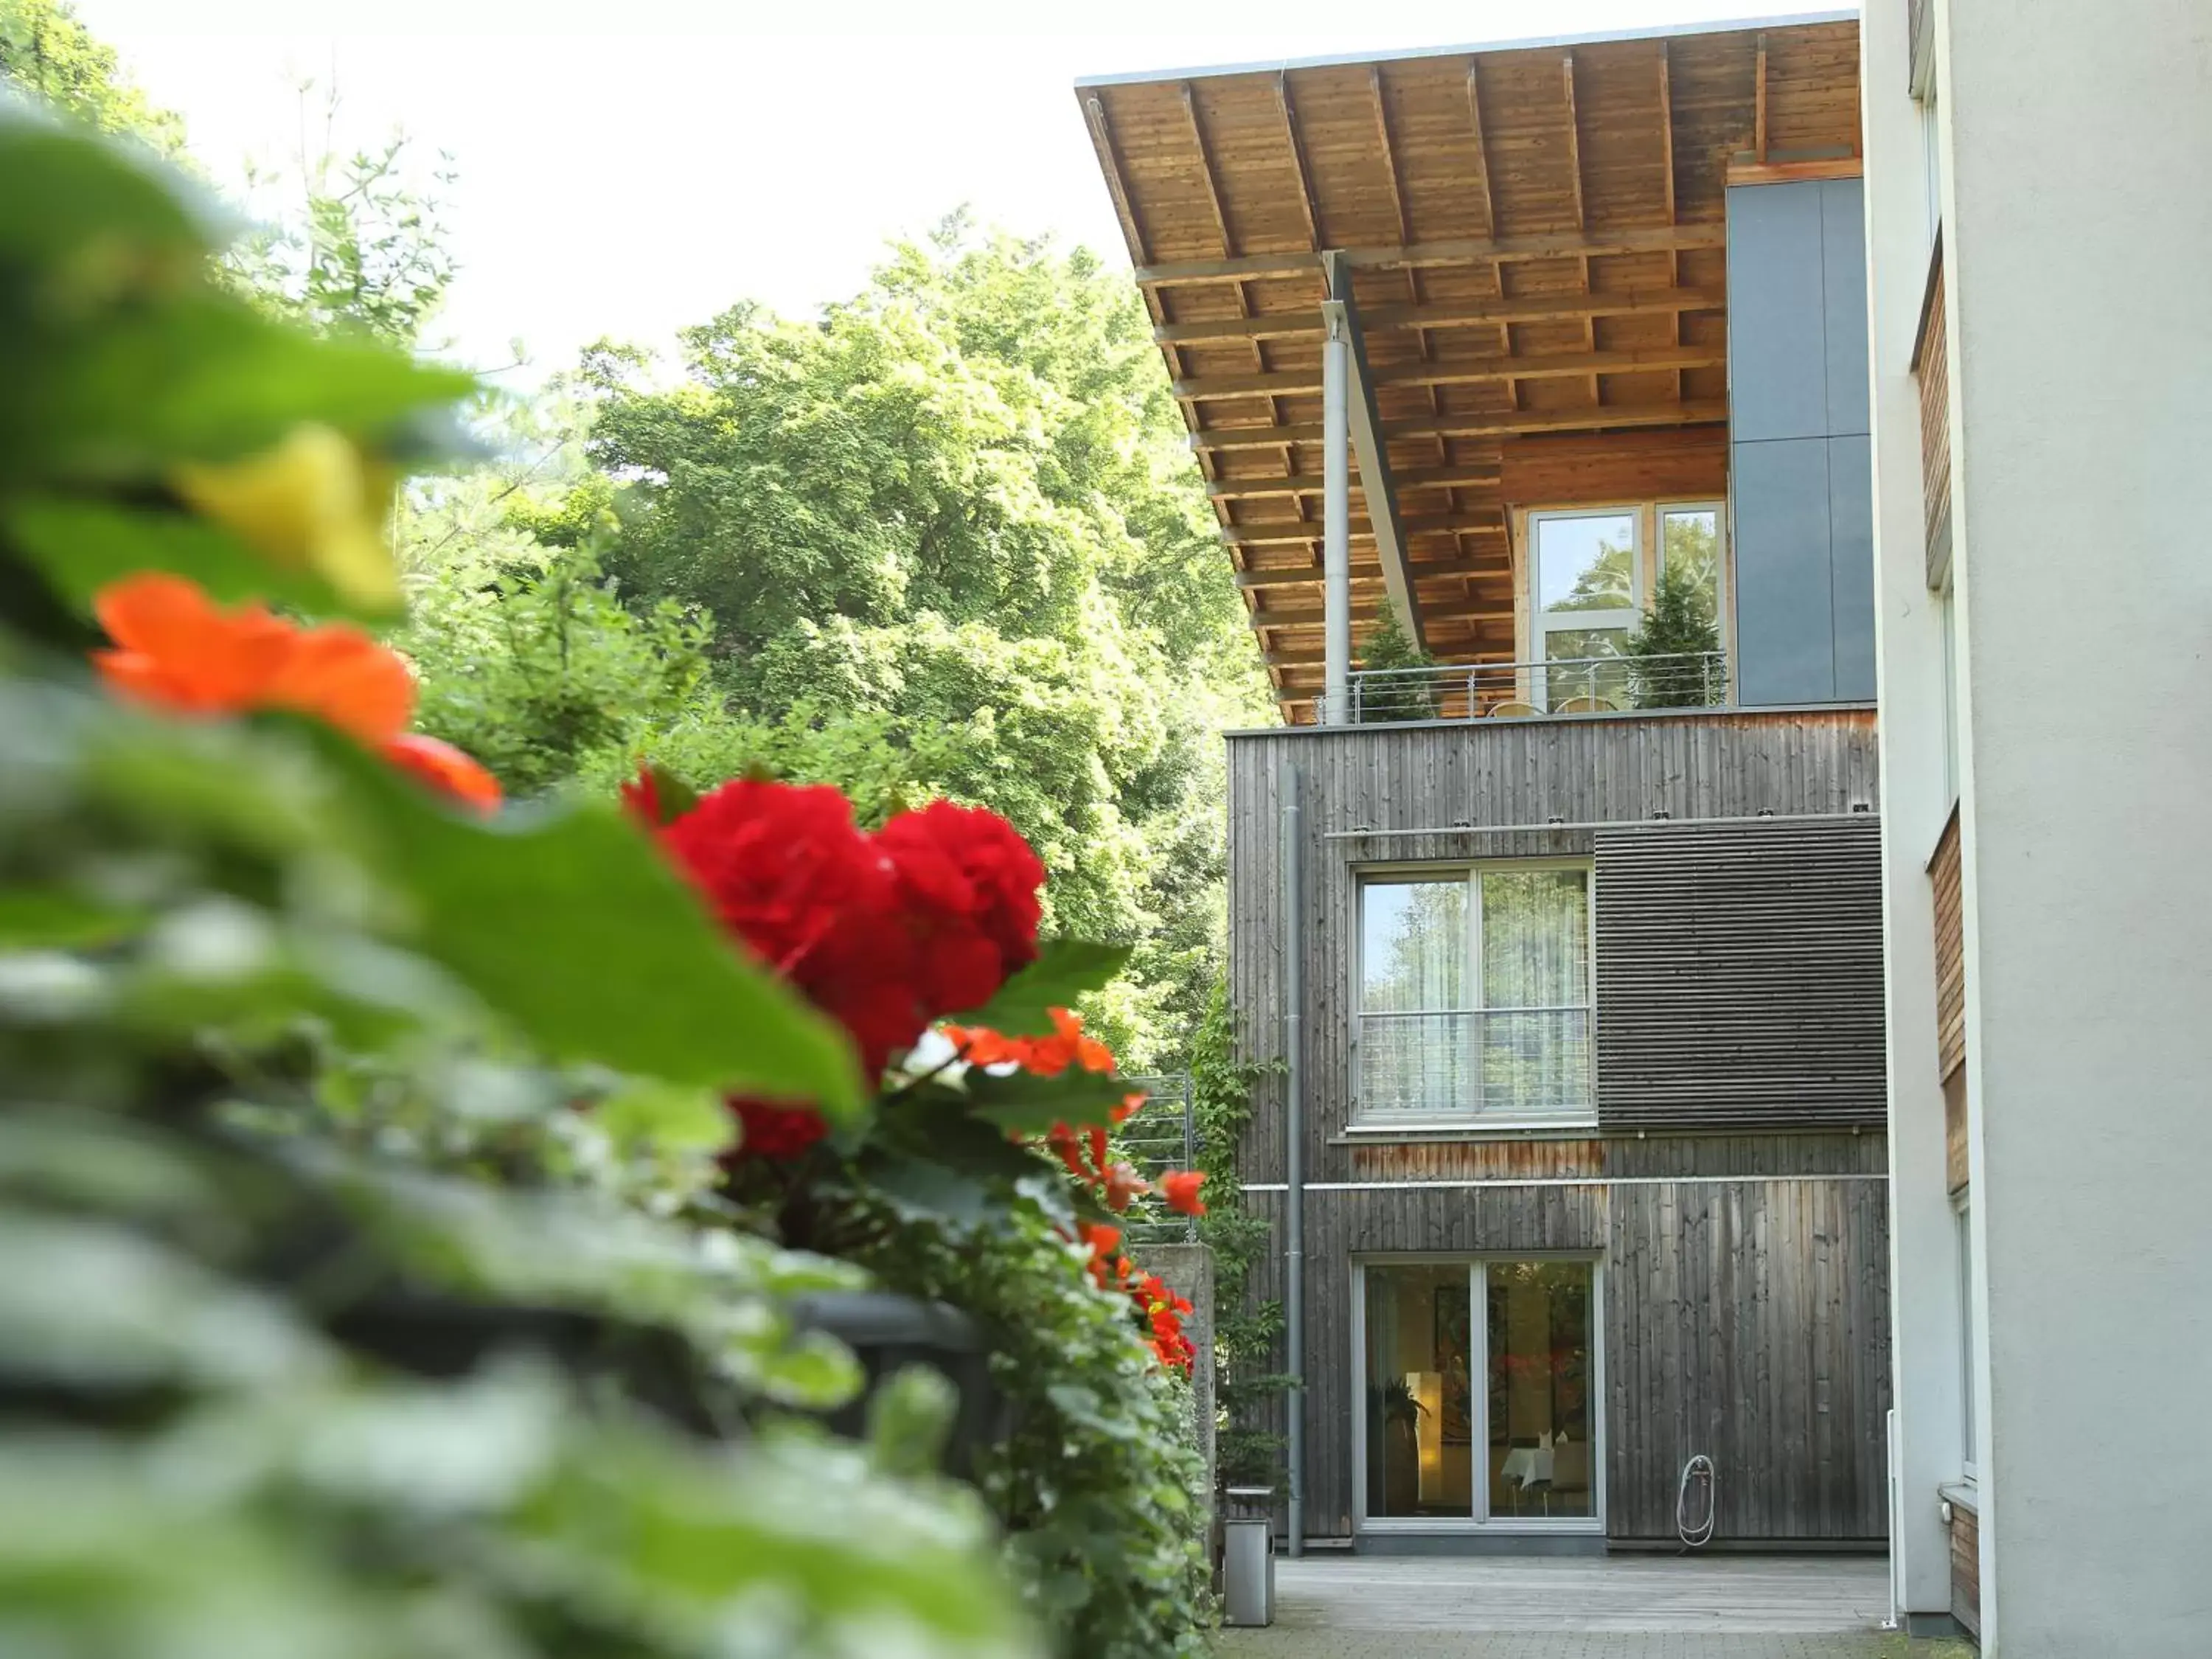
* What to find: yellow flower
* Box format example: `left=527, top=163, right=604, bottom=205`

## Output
left=171, top=423, right=401, bottom=611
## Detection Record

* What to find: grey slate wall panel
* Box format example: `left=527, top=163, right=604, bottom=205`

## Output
left=1829, top=436, right=1877, bottom=701
left=1725, top=182, right=1830, bottom=441
left=1821, top=178, right=1871, bottom=437
left=1728, top=178, right=1875, bottom=704
left=1733, top=437, right=1837, bottom=704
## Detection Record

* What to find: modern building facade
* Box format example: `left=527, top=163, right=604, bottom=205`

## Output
left=1080, top=15, right=1898, bottom=1556
left=1863, top=1, right=2212, bottom=1651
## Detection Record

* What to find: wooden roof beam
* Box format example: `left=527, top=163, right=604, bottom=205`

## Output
left=1324, top=250, right=1425, bottom=653
left=1561, top=52, right=1600, bottom=404
left=1080, top=93, right=1150, bottom=267
left=1174, top=343, right=1726, bottom=399
left=1464, top=60, right=1498, bottom=237
left=1251, top=597, right=1511, bottom=627
left=1370, top=66, right=1411, bottom=248
left=1273, top=71, right=1324, bottom=251
left=1154, top=284, right=1724, bottom=345
left=1755, top=32, right=1770, bottom=164
left=1133, top=223, right=1722, bottom=285
left=1178, top=83, right=1237, bottom=261
left=1659, top=41, right=1683, bottom=403
left=1210, top=462, right=1500, bottom=500
left=1561, top=52, right=1587, bottom=234
left=1235, top=554, right=1508, bottom=589
left=1188, top=396, right=1727, bottom=449
left=1223, top=512, right=1504, bottom=546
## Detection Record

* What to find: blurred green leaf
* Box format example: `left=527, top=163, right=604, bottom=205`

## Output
left=29, top=292, right=477, bottom=476
left=962, top=1065, right=1133, bottom=1136
left=7, top=497, right=376, bottom=622
left=595, top=1079, right=734, bottom=1161
left=867, top=1365, right=956, bottom=1481
left=0, top=886, right=142, bottom=947
left=947, top=940, right=1132, bottom=1038
left=0, top=1212, right=332, bottom=1389
left=0, top=113, right=215, bottom=269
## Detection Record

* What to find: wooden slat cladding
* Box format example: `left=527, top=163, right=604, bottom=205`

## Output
left=1590, top=821, right=1885, bottom=1130
left=1226, top=709, right=1882, bottom=1185
left=1593, top=818, right=1887, bottom=1131
left=1348, top=1137, right=1604, bottom=1181
left=1950, top=1495, right=1982, bottom=1635
left=1226, top=709, right=1882, bottom=1183
left=1237, top=1147, right=1891, bottom=1543
left=1605, top=1172, right=1891, bottom=1541
left=1930, top=803, right=1964, bottom=1081
left=1944, top=1070, right=1969, bottom=1195
left=1913, top=242, right=1952, bottom=586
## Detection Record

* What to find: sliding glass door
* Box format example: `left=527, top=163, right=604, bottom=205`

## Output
left=1360, top=1258, right=1599, bottom=1528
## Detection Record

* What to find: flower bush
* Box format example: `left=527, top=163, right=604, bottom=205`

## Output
left=0, top=108, right=1215, bottom=1659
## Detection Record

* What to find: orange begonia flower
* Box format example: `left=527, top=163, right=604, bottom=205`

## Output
left=1102, top=1162, right=1150, bottom=1213
left=383, top=734, right=503, bottom=815
left=941, top=1006, right=1116, bottom=1079
left=1159, top=1169, right=1207, bottom=1217
left=91, top=574, right=498, bottom=813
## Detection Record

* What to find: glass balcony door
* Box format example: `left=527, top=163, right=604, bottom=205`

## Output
left=1360, top=1258, right=1601, bottom=1529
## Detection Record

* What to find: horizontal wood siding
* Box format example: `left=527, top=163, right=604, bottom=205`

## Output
left=1593, top=818, right=1887, bottom=1131
left=1914, top=244, right=1951, bottom=585
left=1930, top=803, right=1965, bottom=1082
left=1944, top=1071, right=1969, bottom=1196
left=1225, top=709, right=1883, bottom=1184
left=1950, top=1497, right=1981, bottom=1635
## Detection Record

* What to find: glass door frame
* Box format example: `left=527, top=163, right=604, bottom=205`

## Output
left=1349, top=1253, right=1607, bottom=1536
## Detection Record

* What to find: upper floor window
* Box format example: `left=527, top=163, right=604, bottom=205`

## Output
left=1532, top=509, right=1640, bottom=707
left=1530, top=503, right=1729, bottom=711
left=1357, top=863, right=1595, bottom=1126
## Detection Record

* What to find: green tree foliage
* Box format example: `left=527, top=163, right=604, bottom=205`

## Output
left=223, top=84, right=457, bottom=348
left=1355, top=607, right=1438, bottom=723
left=450, top=221, right=1270, bottom=1066
left=1624, top=560, right=1725, bottom=708
left=0, top=0, right=184, bottom=153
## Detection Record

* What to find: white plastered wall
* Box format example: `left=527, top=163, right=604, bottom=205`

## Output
left=1941, top=2, right=2212, bottom=1652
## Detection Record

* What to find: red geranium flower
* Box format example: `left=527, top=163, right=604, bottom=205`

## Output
left=729, top=1097, right=830, bottom=1161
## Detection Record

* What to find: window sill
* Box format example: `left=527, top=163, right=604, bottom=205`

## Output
left=1938, top=1478, right=1978, bottom=1516
left=1338, top=1120, right=1599, bottom=1144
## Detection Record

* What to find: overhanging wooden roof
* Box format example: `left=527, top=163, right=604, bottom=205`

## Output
left=1075, top=13, right=1862, bottom=719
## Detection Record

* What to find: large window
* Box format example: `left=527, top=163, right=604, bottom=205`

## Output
left=1360, top=1259, right=1599, bottom=1528
left=1357, top=865, right=1594, bottom=1124
left=1531, top=509, right=1639, bottom=709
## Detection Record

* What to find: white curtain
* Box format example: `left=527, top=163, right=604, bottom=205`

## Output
left=1479, top=871, right=1590, bottom=1116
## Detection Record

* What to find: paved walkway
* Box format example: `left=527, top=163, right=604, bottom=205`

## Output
left=1211, top=1554, right=1970, bottom=1658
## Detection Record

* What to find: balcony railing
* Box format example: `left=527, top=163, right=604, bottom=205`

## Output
left=1116, top=1072, right=1199, bottom=1243
left=1357, top=1009, right=1593, bottom=1124
left=1312, top=651, right=1728, bottom=726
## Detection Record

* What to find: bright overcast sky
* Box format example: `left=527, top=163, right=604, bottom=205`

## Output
left=76, top=0, right=1806, bottom=378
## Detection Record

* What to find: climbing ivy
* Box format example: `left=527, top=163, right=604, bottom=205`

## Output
left=1188, top=975, right=1293, bottom=1489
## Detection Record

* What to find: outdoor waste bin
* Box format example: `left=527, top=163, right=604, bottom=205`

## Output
left=1222, top=1486, right=1275, bottom=1627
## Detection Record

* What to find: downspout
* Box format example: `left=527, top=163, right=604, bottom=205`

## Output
left=1279, top=757, right=1306, bottom=1557
left=1320, top=291, right=1352, bottom=726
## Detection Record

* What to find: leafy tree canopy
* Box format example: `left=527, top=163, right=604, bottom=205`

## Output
left=0, top=0, right=184, bottom=153
left=405, top=220, right=1270, bottom=1065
